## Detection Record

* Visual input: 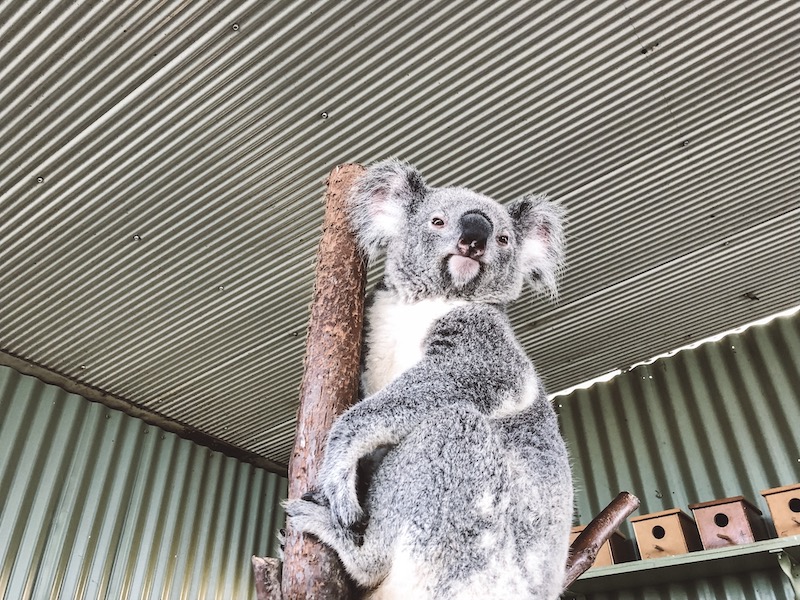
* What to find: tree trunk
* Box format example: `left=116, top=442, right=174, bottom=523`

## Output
left=280, top=163, right=367, bottom=600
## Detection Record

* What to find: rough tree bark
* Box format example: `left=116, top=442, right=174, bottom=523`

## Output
left=280, top=163, right=367, bottom=600
left=252, top=556, right=282, bottom=599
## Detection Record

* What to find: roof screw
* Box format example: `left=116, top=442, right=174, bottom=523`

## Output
left=682, top=140, right=690, bottom=146
left=232, top=23, right=239, bottom=31
left=36, top=176, right=44, bottom=183
left=132, top=234, right=142, bottom=241
left=321, top=112, right=329, bottom=119
left=218, top=285, right=226, bottom=291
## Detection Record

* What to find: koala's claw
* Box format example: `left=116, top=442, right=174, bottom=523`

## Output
left=287, top=475, right=363, bottom=533
left=300, top=489, right=328, bottom=506
left=285, top=497, right=366, bottom=549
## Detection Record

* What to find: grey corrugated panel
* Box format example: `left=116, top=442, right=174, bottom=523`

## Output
left=518, top=207, right=800, bottom=392
left=549, top=97, right=800, bottom=307
left=0, top=365, right=287, bottom=600
left=0, top=0, right=798, bottom=467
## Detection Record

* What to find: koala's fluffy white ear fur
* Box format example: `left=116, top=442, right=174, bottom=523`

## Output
left=348, top=160, right=428, bottom=258
left=508, top=194, right=566, bottom=298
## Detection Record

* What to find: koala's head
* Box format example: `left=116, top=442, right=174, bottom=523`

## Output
left=348, top=160, right=565, bottom=304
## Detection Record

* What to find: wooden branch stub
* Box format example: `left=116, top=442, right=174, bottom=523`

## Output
left=252, top=556, right=282, bottom=600
left=281, top=163, right=367, bottom=600
left=563, top=491, right=640, bottom=589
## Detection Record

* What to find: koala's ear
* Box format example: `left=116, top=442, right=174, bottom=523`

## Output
left=348, top=160, right=428, bottom=258
left=508, top=194, right=566, bottom=299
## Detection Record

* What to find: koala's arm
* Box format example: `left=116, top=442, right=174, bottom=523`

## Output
left=317, top=370, right=462, bottom=528
left=316, top=305, right=527, bottom=528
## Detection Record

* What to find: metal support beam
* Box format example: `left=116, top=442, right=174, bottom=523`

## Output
left=774, top=549, right=800, bottom=599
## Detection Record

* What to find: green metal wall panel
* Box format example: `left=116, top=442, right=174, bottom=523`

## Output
left=0, top=365, right=287, bottom=600
left=558, top=311, right=800, bottom=598
left=3, top=314, right=798, bottom=599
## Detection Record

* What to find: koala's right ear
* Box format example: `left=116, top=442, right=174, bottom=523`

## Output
left=507, top=194, right=566, bottom=299
left=348, top=160, right=428, bottom=258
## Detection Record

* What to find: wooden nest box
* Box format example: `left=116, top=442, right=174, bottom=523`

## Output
left=688, top=496, right=768, bottom=550
left=761, top=483, right=800, bottom=538
left=630, top=508, right=702, bottom=559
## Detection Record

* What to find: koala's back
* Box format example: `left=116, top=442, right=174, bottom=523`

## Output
left=364, top=401, right=571, bottom=599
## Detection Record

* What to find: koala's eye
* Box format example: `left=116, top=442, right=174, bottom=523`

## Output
left=497, top=235, right=510, bottom=246
left=431, top=217, right=445, bottom=228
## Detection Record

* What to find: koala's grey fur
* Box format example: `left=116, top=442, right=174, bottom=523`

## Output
left=285, top=160, right=573, bottom=599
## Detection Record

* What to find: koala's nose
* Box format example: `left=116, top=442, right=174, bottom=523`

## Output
left=457, top=212, right=492, bottom=259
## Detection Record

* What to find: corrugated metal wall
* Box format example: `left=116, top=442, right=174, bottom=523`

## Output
left=558, top=311, right=800, bottom=598
left=1, top=309, right=796, bottom=599
left=0, top=365, right=287, bottom=600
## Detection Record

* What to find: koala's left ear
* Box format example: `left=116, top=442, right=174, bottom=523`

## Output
left=347, top=159, right=429, bottom=259
left=507, top=194, right=566, bottom=298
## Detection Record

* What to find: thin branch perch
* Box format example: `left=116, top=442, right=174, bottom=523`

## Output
left=563, top=491, right=640, bottom=589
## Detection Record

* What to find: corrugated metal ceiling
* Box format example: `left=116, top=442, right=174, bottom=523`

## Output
left=1, top=0, right=798, bottom=469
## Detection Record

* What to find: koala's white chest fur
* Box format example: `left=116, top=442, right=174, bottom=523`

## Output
left=361, top=292, right=466, bottom=397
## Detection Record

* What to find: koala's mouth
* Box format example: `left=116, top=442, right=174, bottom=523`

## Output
left=447, top=254, right=482, bottom=288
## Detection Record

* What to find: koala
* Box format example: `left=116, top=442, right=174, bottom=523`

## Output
left=285, top=160, right=573, bottom=600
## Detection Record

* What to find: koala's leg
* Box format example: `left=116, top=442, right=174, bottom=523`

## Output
left=284, top=497, right=391, bottom=589
left=364, top=406, right=506, bottom=598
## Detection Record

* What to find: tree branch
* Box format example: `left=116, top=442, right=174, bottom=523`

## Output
left=563, top=491, right=640, bottom=589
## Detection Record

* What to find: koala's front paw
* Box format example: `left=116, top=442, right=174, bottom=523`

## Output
left=284, top=497, right=333, bottom=540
